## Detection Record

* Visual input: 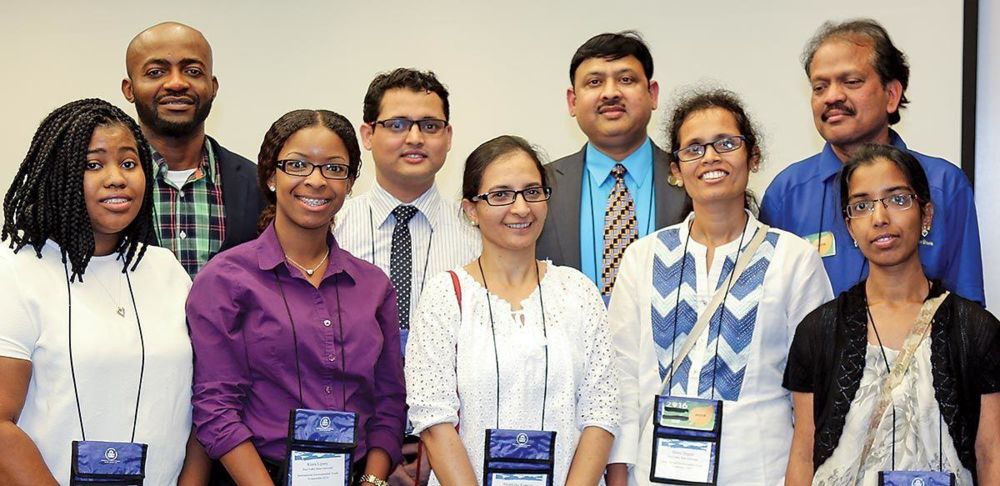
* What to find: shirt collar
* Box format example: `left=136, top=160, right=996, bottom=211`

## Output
left=677, top=209, right=763, bottom=254
left=367, top=182, right=442, bottom=230
left=814, top=129, right=908, bottom=182
left=255, top=222, right=356, bottom=281
left=151, top=140, right=218, bottom=183
left=584, top=138, right=654, bottom=187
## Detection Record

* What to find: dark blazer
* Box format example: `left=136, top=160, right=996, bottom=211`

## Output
left=150, top=136, right=265, bottom=256
left=536, top=142, right=688, bottom=269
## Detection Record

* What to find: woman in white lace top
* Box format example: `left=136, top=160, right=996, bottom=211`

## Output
left=405, top=135, right=620, bottom=485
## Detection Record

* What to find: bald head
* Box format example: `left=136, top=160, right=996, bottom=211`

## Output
left=126, top=22, right=213, bottom=79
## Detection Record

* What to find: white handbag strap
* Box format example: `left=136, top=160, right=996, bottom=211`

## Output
left=659, top=224, right=770, bottom=394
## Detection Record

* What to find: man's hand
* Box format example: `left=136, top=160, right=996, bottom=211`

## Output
left=388, top=442, right=431, bottom=486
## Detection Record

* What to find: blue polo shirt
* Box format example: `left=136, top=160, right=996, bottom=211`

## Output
left=579, top=139, right=656, bottom=287
left=759, top=131, right=984, bottom=305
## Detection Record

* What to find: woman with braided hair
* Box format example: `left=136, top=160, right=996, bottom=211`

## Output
left=0, top=98, right=207, bottom=485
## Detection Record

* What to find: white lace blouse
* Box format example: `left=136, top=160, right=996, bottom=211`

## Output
left=405, top=263, right=620, bottom=485
left=813, top=341, right=973, bottom=485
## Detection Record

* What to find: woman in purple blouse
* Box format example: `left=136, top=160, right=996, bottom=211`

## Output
left=186, top=109, right=405, bottom=486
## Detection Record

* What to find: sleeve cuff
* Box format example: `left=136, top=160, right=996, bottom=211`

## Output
left=200, top=422, right=255, bottom=460
left=608, top=421, right=638, bottom=465
left=367, top=427, right=404, bottom=467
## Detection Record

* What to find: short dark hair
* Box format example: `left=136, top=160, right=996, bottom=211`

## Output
left=840, top=144, right=931, bottom=217
left=256, top=109, right=362, bottom=231
left=2, top=98, right=155, bottom=281
left=462, top=135, right=548, bottom=201
left=802, top=18, right=910, bottom=124
left=362, top=68, right=450, bottom=124
left=570, top=30, right=653, bottom=85
left=664, top=88, right=763, bottom=214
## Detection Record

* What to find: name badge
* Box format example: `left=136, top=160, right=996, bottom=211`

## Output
left=285, top=409, right=357, bottom=486
left=650, top=395, right=722, bottom=485
left=805, top=231, right=836, bottom=258
left=70, top=440, right=147, bottom=485
left=483, top=429, right=556, bottom=486
left=879, top=470, right=956, bottom=485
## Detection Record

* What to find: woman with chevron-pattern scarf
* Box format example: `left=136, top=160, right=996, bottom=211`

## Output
left=783, top=144, right=1000, bottom=485
left=605, top=88, right=833, bottom=486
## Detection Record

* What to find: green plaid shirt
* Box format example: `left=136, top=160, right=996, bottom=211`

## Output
left=151, top=143, right=226, bottom=277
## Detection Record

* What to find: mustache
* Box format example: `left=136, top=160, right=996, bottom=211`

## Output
left=155, top=93, right=198, bottom=105
left=821, top=102, right=855, bottom=121
left=597, top=99, right=624, bottom=113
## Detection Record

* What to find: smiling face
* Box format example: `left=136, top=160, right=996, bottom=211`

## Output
left=122, top=23, right=218, bottom=138
left=567, top=55, right=659, bottom=156
left=83, top=124, right=146, bottom=256
left=845, top=158, right=933, bottom=270
left=808, top=39, right=902, bottom=151
left=269, top=125, right=353, bottom=234
left=670, top=107, right=757, bottom=212
left=462, top=150, right=548, bottom=254
left=359, top=88, right=452, bottom=201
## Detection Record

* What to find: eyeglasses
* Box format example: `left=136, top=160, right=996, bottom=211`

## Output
left=276, top=159, right=351, bottom=180
left=372, top=118, right=449, bottom=135
left=844, top=193, right=919, bottom=219
left=673, top=135, right=746, bottom=162
left=471, top=186, right=552, bottom=206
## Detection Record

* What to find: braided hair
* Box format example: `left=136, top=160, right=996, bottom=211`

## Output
left=2, top=98, right=155, bottom=281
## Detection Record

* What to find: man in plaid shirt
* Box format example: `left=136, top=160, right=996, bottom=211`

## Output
left=122, top=22, right=264, bottom=277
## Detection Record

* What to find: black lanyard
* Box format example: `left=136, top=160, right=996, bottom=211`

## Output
left=64, top=259, right=145, bottom=443
left=273, top=267, right=346, bottom=409
left=368, top=206, right=434, bottom=298
left=476, top=258, right=549, bottom=430
left=864, top=282, right=944, bottom=471
left=666, top=214, right=749, bottom=400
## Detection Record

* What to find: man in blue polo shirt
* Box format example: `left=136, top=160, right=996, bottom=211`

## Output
left=760, top=19, right=984, bottom=305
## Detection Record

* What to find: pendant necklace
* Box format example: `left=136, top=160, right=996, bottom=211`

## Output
left=286, top=251, right=329, bottom=276
left=92, top=268, right=126, bottom=318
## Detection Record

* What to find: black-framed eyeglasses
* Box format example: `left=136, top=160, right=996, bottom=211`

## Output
left=844, top=193, right=919, bottom=219
left=673, top=135, right=746, bottom=162
left=372, top=118, right=449, bottom=135
left=471, top=186, right=552, bottom=206
left=276, top=159, right=351, bottom=180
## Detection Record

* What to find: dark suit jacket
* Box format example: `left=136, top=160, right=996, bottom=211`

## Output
left=150, top=136, right=265, bottom=256
left=536, top=142, right=688, bottom=269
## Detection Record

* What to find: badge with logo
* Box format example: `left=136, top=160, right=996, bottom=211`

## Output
left=70, top=440, right=147, bottom=485
left=284, top=409, right=357, bottom=486
left=482, top=428, right=556, bottom=486
left=649, top=395, right=723, bottom=485
left=805, top=231, right=837, bottom=258
left=878, top=470, right=955, bottom=485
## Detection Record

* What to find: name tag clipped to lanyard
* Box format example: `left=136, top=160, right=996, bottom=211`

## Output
left=483, top=429, right=556, bottom=486
left=284, top=408, right=358, bottom=486
left=878, top=471, right=955, bottom=485
left=70, top=440, right=147, bottom=485
left=650, top=395, right=722, bottom=485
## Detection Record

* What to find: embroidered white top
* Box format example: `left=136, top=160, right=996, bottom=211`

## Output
left=608, top=211, right=833, bottom=485
left=405, top=264, right=620, bottom=485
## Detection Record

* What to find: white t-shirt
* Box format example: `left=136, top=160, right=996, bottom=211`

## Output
left=405, top=264, right=620, bottom=485
left=0, top=241, right=193, bottom=486
left=608, top=212, right=833, bottom=485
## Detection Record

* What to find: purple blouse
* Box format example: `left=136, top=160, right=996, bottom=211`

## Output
left=187, top=223, right=406, bottom=465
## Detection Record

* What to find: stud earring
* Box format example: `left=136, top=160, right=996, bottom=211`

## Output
left=921, top=226, right=930, bottom=238
left=853, top=239, right=858, bottom=248
left=269, top=186, right=276, bottom=192
left=667, top=174, right=684, bottom=188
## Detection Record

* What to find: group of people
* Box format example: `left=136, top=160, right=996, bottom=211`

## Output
left=0, top=16, right=996, bottom=486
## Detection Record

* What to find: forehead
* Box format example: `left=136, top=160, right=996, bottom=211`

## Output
left=809, top=38, right=877, bottom=79
left=88, top=124, right=137, bottom=149
left=480, top=151, right=543, bottom=189
left=678, top=107, right=740, bottom=142
left=280, top=125, right=348, bottom=156
left=127, top=27, right=213, bottom=72
left=377, top=88, right=446, bottom=119
left=848, top=158, right=910, bottom=195
left=574, top=55, right=646, bottom=81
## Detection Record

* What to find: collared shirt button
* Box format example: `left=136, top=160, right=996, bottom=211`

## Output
left=328, top=354, right=336, bottom=362
left=323, top=319, right=332, bottom=327
left=325, top=385, right=332, bottom=394
left=179, top=231, right=187, bottom=239
left=179, top=190, right=185, bottom=198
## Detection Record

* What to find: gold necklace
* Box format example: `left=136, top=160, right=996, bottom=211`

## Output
left=285, top=251, right=329, bottom=276
left=91, top=270, right=126, bottom=318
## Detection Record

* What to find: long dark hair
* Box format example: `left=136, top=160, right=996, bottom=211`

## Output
left=256, top=109, right=362, bottom=232
left=2, top=98, right=154, bottom=280
left=462, top=135, right=548, bottom=201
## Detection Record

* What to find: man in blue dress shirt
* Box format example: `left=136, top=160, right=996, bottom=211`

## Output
left=760, top=19, right=984, bottom=305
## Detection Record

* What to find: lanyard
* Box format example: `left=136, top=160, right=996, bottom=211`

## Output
left=666, top=214, right=749, bottom=399
left=864, top=282, right=944, bottom=472
left=368, top=205, right=434, bottom=298
left=273, top=268, right=346, bottom=409
left=476, top=258, right=549, bottom=430
left=64, top=259, right=145, bottom=443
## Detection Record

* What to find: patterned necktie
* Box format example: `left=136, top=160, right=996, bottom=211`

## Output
left=601, top=164, right=638, bottom=296
left=390, top=205, right=419, bottom=329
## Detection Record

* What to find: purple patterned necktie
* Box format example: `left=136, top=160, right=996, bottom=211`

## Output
left=601, top=164, right=638, bottom=296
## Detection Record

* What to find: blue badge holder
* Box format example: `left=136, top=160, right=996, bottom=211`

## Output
left=70, top=440, right=147, bottom=485
left=649, top=395, right=722, bottom=485
left=482, top=429, right=556, bottom=486
left=284, top=409, right=358, bottom=486
left=878, top=470, right=956, bottom=485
